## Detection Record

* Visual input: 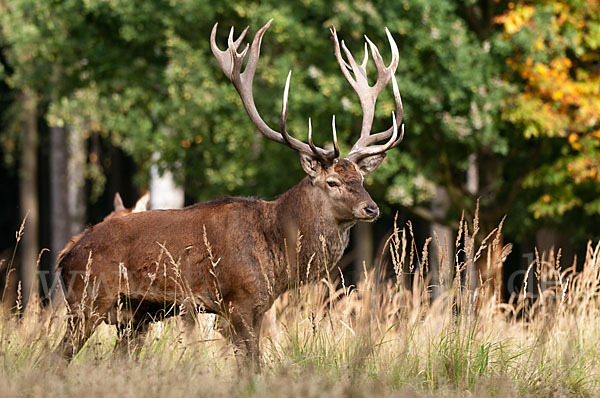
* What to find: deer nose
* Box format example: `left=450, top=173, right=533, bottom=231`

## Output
left=363, top=204, right=380, bottom=219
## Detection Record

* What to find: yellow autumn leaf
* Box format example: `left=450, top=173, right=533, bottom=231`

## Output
left=505, top=16, right=521, bottom=34
left=535, top=63, right=548, bottom=76
left=568, top=132, right=578, bottom=143
left=552, top=90, right=564, bottom=100
left=503, top=6, right=535, bottom=34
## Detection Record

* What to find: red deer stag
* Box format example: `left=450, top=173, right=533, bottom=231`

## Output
left=57, top=19, right=404, bottom=367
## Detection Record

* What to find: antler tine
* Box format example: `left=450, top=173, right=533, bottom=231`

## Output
left=384, top=27, right=400, bottom=71
left=392, top=123, right=405, bottom=148
left=307, top=116, right=341, bottom=161
left=331, top=26, right=356, bottom=85
left=280, top=70, right=294, bottom=146
left=360, top=43, right=369, bottom=70
left=346, top=112, right=399, bottom=163
left=212, top=20, right=337, bottom=162
left=307, top=118, right=326, bottom=161
left=331, top=115, right=340, bottom=158
left=228, top=26, right=249, bottom=53
left=210, top=23, right=231, bottom=79
left=341, top=40, right=368, bottom=84
left=240, top=20, right=272, bottom=85
left=281, top=71, right=338, bottom=163
left=364, top=35, right=389, bottom=92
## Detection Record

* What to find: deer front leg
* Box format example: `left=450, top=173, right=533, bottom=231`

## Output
left=57, top=296, right=116, bottom=361
left=57, top=314, right=95, bottom=360
left=222, top=307, right=263, bottom=371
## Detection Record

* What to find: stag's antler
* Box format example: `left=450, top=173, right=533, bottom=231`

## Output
left=211, top=20, right=403, bottom=164
left=211, top=19, right=339, bottom=163
left=330, top=26, right=404, bottom=163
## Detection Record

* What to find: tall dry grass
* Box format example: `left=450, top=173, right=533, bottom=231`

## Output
left=1, top=211, right=599, bottom=397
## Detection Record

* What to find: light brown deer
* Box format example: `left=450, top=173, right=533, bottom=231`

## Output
left=57, top=19, right=404, bottom=367
left=111, top=192, right=150, bottom=219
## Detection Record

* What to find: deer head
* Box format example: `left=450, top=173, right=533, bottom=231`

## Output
left=211, top=20, right=403, bottom=222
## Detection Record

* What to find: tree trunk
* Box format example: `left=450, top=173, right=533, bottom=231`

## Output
left=430, top=186, right=452, bottom=300
left=535, top=227, right=575, bottom=269
left=466, top=153, right=479, bottom=292
left=50, top=126, right=69, bottom=276
left=47, top=126, right=87, bottom=304
left=353, top=222, right=373, bottom=282
left=18, top=89, right=39, bottom=308
left=67, top=126, right=86, bottom=236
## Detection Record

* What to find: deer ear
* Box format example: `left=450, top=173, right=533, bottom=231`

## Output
left=113, top=193, right=126, bottom=211
left=299, top=153, right=323, bottom=178
left=356, top=153, right=386, bottom=176
left=133, top=192, right=150, bottom=213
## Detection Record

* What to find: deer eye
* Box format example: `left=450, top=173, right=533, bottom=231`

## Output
left=327, top=180, right=341, bottom=188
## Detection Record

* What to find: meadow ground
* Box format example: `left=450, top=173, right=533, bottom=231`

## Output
left=1, top=215, right=599, bottom=398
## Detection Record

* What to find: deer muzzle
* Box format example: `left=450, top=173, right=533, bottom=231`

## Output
left=355, top=201, right=380, bottom=221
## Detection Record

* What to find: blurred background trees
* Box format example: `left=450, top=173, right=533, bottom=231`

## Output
left=0, top=0, right=598, bottom=304
left=497, top=0, right=600, bottom=247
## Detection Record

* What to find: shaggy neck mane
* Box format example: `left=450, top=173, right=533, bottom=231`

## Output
left=271, top=177, right=353, bottom=286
